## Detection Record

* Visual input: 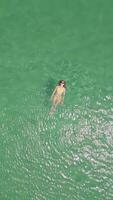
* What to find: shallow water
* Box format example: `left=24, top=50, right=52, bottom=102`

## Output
left=0, top=0, right=113, bottom=200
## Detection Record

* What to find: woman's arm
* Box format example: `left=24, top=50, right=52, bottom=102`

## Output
left=50, top=86, right=57, bottom=100
left=61, top=88, right=66, bottom=103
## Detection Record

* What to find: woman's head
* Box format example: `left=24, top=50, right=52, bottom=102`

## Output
left=58, top=80, right=66, bottom=88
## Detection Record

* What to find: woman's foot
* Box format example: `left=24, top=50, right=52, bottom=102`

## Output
left=51, top=107, right=56, bottom=112
left=49, top=107, right=56, bottom=114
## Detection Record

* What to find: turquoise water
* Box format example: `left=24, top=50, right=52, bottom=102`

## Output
left=0, top=0, right=113, bottom=199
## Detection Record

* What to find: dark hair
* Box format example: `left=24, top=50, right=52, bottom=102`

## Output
left=58, top=80, right=66, bottom=88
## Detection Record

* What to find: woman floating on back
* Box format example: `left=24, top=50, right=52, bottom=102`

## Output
left=50, top=80, right=66, bottom=112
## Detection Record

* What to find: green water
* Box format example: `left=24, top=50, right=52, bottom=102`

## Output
left=0, top=0, right=113, bottom=199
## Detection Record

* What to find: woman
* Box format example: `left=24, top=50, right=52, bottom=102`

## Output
left=50, top=80, right=66, bottom=112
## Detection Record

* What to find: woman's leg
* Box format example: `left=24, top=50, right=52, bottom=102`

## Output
left=50, top=96, right=60, bottom=112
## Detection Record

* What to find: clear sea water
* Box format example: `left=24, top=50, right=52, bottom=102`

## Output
left=0, top=0, right=113, bottom=199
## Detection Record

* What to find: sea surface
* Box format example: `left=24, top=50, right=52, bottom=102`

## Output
left=0, top=0, right=113, bottom=200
